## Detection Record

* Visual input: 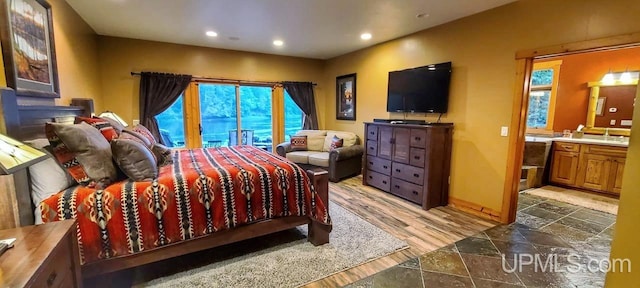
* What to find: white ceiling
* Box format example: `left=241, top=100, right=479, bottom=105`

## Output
left=66, top=0, right=516, bottom=59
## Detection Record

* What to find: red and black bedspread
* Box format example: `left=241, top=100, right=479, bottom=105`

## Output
left=40, top=146, right=331, bottom=265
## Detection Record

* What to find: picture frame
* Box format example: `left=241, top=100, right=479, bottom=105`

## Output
left=596, top=97, right=606, bottom=116
left=336, top=73, right=356, bottom=120
left=0, top=0, right=60, bottom=98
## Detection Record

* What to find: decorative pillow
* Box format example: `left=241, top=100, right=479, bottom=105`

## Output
left=94, top=115, right=125, bottom=135
left=131, top=124, right=157, bottom=145
left=46, top=122, right=118, bottom=188
left=24, top=139, right=76, bottom=207
left=330, top=135, right=344, bottom=150
left=111, top=139, right=158, bottom=181
left=75, top=116, right=119, bottom=141
left=121, top=129, right=153, bottom=148
left=323, top=131, right=358, bottom=152
left=152, top=143, right=174, bottom=167
left=290, top=135, right=308, bottom=151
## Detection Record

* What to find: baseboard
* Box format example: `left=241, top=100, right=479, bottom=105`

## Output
left=448, top=197, right=502, bottom=222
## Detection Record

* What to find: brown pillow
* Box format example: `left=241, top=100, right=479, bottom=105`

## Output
left=152, top=143, right=174, bottom=167
left=111, top=139, right=158, bottom=181
left=330, top=135, right=344, bottom=150
left=121, top=129, right=153, bottom=148
left=75, top=116, right=119, bottom=142
left=290, top=135, right=308, bottom=151
left=94, top=116, right=125, bottom=135
left=131, top=124, right=157, bottom=145
left=46, top=122, right=118, bottom=188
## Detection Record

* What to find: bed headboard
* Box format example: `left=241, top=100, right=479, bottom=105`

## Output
left=0, top=88, right=92, bottom=140
left=0, top=87, right=93, bottom=228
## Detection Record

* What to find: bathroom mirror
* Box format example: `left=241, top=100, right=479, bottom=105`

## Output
left=585, top=79, right=638, bottom=136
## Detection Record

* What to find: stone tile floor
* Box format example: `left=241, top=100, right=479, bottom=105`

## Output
left=345, top=193, right=617, bottom=287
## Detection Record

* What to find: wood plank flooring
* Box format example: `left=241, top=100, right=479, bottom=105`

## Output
left=303, top=176, right=497, bottom=287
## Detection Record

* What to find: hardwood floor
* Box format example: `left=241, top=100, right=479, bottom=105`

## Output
left=303, top=176, right=497, bottom=287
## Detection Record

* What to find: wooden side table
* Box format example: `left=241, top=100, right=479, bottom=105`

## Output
left=0, top=220, right=82, bottom=287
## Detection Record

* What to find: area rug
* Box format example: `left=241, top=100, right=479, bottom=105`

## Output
left=138, top=202, right=409, bottom=288
left=524, top=185, right=618, bottom=215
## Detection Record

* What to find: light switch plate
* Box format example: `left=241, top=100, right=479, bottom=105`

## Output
left=500, top=126, right=509, bottom=137
left=621, top=120, right=632, bottom=126
left=133, top=119, right=140, bottom=126
left=610, top=119, right=616, bottom=125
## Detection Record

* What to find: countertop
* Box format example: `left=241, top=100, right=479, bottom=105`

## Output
left=552, top=137, right=629, bottom=147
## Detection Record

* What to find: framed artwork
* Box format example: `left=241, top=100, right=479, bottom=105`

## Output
left=0, top=0, right=59, bottom=98
left=596, top=97, right=606, bottom=116
left=336, top=73, right=356, bottom=120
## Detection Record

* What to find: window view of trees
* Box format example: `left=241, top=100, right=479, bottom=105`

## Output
left=527, top=69, right=554, bottom=129
left=155, top=84, right=304, bottom=149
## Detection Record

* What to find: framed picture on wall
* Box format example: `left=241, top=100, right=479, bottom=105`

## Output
left=336, top=73, right=356, bottom=120
left=0, top=0, right=60, bottom=98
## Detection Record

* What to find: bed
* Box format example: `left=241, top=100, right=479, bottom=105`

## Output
left=0, top=88, right=332, bottom=278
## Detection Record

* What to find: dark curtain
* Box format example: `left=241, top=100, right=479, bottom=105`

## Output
left=139, top=72, right=192, bottom=144
left=282, top=81, right=318, bottom=130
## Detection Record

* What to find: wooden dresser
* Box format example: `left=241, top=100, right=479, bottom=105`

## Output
left=0, top=220, right=82, bottom=287
left=363, top=122, right=453, bottom=210
left=550, top=141, right=627, bottom=196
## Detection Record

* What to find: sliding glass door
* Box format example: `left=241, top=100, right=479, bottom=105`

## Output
left=199, top=83, right=238, bottom=147
left=239, top=86, right=273, bottom=151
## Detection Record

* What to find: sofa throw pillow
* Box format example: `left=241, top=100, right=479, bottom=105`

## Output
left=93, top=115, right=125, bottom=135
left=330, top=135, right=344, bottom=150
left=75, top=116, right=119, bottom=142
left=152, top=143, right=174, bottom=167
left=46, top=122, right=118, bottom=188
left=111, top=139, right=158, bottom=181
left=131, top=124, right=157, bottom=145
left=290, top=135, right=308, bottom=151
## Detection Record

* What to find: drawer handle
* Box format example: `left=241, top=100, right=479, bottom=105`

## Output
left=412, top=191, right=419, bottom=195
left=414, top=156, right=420, bottom=160
left=395, top=169, right=401, bottom=172
left=368, top=176, right=373, bottom=179
left=369, top=147, right=374, bottom=150
left=413, top=173, right=419, bottom=178
left=382, top=180, right=387, bottom=184
left=562, top=145, right=573, bottom=150
left=394, top=185, right=400, bottom=188
left=370, top=131, right=374, bottom=135
left=383, top=165, right=388, bottom=169
left=369, top=161, right=373, bottom=165
left=415, top=137, right=421, bottom=141
left=47, top=271, right=57, bottom=286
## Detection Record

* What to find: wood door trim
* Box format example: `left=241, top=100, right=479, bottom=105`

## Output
left=502, top=33, right=640, bottom=224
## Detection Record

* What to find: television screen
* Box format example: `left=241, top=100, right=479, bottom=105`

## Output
left=386, top=62, right=452, bottom=113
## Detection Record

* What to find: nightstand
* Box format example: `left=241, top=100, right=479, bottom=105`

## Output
left=0, top=220, right=83, bottom=287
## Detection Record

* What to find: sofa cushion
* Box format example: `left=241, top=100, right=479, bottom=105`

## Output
left=323, top=131, right=358, bottom=152
left=308, top=152, right=330, bottom=167
left=295, top=130, right=326, bottom=151
left=290, top=135, right=308, bottom=151
left=285, top=151, right=319, bottom=164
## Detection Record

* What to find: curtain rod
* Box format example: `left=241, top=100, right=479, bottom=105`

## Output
left=130, top=72, right=317, bottom=86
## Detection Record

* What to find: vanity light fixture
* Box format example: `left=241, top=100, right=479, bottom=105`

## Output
left=602, top=69, right=615, bottom=85
left=620, top=69, right=633, bottom=84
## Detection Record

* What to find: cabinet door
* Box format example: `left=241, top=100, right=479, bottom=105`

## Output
left=377, top=126, right=394, bottom=160
left=550, top=151, right=579, bottom=186
left=392, top=128, right=411, bottom=163
left=576, top=153, right=610, bottom=191
left=607, top=157, right=625, bottom=194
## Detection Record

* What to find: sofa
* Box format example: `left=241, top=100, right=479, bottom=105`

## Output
left=276, top=130, right=364, bottom=182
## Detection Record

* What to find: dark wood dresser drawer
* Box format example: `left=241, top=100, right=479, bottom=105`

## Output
left=409, top=148, right=425, bottom=168
left=32, top=238, right=72, bottom=288
left=391, top=178, right=423, bottom=204
left=367, top=125, right=378, bottom=140
left=366, top=140, right=378, bottom=155
left=391, top=162, right=425, bottom=185
left=366, top=170, right=391, bottom=191
left=410, top=129, right=427, bottom=148
left=367, top=156, right=391, bottom=175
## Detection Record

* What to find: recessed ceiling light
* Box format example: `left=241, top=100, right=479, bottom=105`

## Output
left=416, top=13, right=429, bottom=18
left=206, top=31, right=218, bottom=37
left=360, top=33, right=372, bottom=40
left=273, top=40, right=284, bottom=46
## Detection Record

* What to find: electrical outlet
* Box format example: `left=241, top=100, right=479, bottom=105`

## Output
left=610, top=119, right=616, bottom=125
left=133, top=119, right=140, bottom=126
left=500, top=126, right=509, bottom=137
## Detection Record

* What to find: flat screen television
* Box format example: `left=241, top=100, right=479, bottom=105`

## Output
left=386, top=62, right=452, bottom=113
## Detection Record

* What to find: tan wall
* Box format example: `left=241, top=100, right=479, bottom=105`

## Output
left=97, top=36, right=326, bottom=125
left=606, top=82, right=640, bottom=286
left=0, top=42, right=5, bottom=87
left=323, top=0, right=640, bottom=212
left=48, top=0, right=102, bottom=109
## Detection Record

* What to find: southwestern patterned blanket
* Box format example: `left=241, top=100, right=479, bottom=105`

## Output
left=40, top=146, right=331, bottom=265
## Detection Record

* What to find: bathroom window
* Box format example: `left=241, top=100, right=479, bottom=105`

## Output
left=526, top=60, right=562, bottom=133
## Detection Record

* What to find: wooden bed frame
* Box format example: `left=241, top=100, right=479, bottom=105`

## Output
left=0, top=87, right=331, bottom=278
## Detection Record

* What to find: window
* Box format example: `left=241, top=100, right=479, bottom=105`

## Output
left=155, top=95, right=186, bottom=148
left=526, top=60, right=562, bottom=132
left=284, top=90, right=303, bottom=141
